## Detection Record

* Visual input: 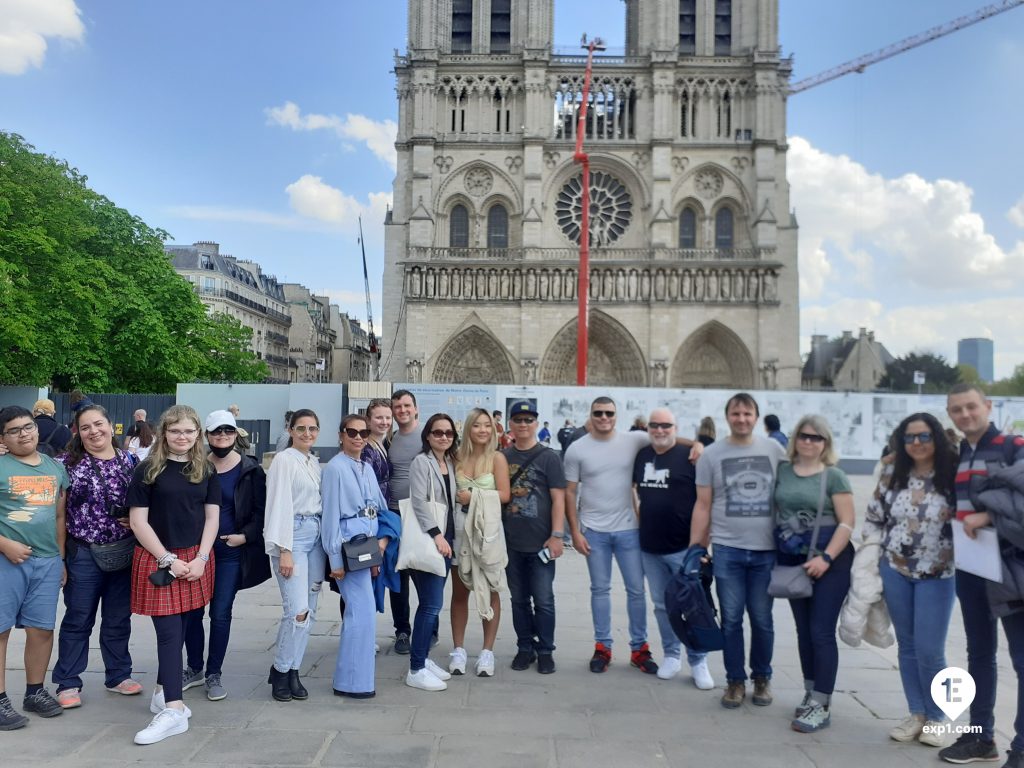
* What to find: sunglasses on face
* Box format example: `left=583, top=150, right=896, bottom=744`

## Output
left=344, top=428, right=371, bottom=439
left=292, top=425, right=320, bottom=434
left=592, top=410, right=616, bottom=418
left=648, top=422, right=674, bottom=430
left=208, top=426, right=237, bottom=436
left=903, top=432, right=933, bottom=445
left=430, top=429, right=455, bottom=439
left=797, top=432, right=826, bottom=444
left=510, top=417, right=536, bottom=425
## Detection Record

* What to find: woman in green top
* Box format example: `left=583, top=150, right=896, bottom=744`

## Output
left=773, top=414, right=855, bottom=734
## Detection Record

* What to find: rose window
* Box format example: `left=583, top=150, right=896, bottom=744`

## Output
left=555, top=171, right=632, bottom=246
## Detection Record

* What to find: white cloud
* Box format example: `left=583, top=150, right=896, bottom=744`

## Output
left=789, top=136, right=1024, bottom=298
left=266, top=101, right=398, bottom=171
left=0, top=0, right=84, bottom=75
left=802, top=297, right=1024, bottom=379
left=1009, top=196, right=1024, bottom=228
left=165, top=205, right=311, bottom=230
left=285, top=174, right=391, bottom=231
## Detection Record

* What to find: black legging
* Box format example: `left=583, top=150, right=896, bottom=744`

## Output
left=152, top=609, right=202, bottom=702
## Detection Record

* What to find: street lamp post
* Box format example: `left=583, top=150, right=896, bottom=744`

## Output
left=573, top=34, right=605, bottom=386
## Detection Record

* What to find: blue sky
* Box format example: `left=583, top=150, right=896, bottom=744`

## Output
left=2, top=0, right=1023, bottom=377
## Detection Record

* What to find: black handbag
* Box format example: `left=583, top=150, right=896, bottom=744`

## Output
left=89, top=536, right=137, bottom=572
left=342, top=534, right=382, bottom=572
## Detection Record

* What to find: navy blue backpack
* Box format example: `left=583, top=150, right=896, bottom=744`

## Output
left=666, top=546, right=725, bottom=653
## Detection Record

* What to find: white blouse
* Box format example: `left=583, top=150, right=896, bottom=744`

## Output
left=263, top=447, right=322, bottom=556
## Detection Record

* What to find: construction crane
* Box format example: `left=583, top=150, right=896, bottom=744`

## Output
left=357, top=216, right=380, bottom=379
left=789, top=0, right=1024, bottom=94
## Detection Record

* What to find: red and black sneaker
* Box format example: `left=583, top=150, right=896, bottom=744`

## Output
left=630, top=643, right=659, bottom=674
left=589, top=642, right=612, bottom=673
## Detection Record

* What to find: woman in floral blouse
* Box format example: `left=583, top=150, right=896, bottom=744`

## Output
left=864, top=412, right=957, bottom=747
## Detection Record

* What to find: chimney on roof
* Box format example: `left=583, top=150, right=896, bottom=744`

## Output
left=841, top=330, right=852, bottom=343
left=858, top=327, right=867, bottom=338
left=811, top=334, right=827, bottom=351
left=867, top=330, right=875, bottom=342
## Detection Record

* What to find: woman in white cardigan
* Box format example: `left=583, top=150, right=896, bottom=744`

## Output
left=263, top=409, right=325, bottom=703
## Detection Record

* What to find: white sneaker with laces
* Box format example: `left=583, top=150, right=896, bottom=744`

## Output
left=476, top=650, right=495, bottom=677
left=449, top=647, right=468, bottom=675
left=134, top=707, right=189, bottom=745
left=889, top=714, right=925, bottom=742
left=919, top=720, right=947, bottom=747
left=150, top=688, right=193, bottom=717
left=406, top=668, right=447, bottom=691
left=425, top=658, right=452, bottom=681
left=657, top=656, right=682, bottom=680
left=690, top=658, right=715, bottom=690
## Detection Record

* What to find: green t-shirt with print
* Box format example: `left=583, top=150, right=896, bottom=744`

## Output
left=0, top=453, right=69, bottom=558
left=773, top=463, right=852, bottom=557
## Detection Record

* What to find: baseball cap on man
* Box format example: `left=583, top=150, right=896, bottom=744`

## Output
left=507, top=400, right=538, bottom=418
left=33, top=399, right=56, bottom=416
left=205, top=410, right=237, bottom=432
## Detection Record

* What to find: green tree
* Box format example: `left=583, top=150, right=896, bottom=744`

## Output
left=990, top=364, right=1024, bottom=397
left=195, top=313, right=270, bottom=382
left=879, top=352, right=960, bottom=393
left=0, top=132, right=267, bottom=391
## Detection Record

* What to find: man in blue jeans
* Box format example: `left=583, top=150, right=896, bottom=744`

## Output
left=633, top=407, right=714, bottom=691
left=940, top=384, right=1024, bottom=767
left=691, top=393, right=786, bottom=709
left=502, top=401, right=566, bottom=674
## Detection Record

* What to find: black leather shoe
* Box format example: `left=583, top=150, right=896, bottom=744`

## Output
left=334, top=689, right=376, bottom=699
left=267, top=666, right=292, bottom=702
left=536, top=654, right=556, bottom=674
left=511, top=650, right=536, bottom=671
left=288, top=669, right=309, bottom=700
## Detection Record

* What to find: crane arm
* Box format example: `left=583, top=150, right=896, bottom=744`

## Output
left=790, top=0, right=1024, bottom=95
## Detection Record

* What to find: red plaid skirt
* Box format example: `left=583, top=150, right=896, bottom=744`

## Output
left=130, top=545, right=215, bottom=616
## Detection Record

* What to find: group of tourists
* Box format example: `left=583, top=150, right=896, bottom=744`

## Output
left=1, top=384, right=1023, bottom=766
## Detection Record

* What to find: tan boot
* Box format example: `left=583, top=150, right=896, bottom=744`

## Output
left=752, top=676, right=773, bottom=706
left=721, top=680, right=745, bottom=709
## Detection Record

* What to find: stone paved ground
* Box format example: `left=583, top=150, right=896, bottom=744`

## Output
left=5, top=475, right=1020, bottom=767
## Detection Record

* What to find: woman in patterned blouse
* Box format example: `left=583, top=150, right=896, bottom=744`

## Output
left=864, top=412, right=957, bottom=747
left=52, top=404, right=143, bottom=709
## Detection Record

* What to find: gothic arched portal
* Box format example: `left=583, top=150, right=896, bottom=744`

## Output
left=539, top=311, right=646, bottom=386
left=432, top=326, right=515, bottom=385
left=672, top=321, right=755, bottom=388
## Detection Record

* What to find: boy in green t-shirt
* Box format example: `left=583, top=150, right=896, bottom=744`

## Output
left=0, top=405, right=69, bottom=730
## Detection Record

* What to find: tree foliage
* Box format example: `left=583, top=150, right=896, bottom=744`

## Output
left=0, top=132, right=268, bottom=392
left=879, top=352, right=960, bottom=394
left=990, top=364, right=1024, bottom=397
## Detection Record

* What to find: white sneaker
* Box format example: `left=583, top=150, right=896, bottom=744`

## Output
left=449, top=647, right=468, bottom=675
left=150, top=688, right=192, bottom=717
left=406, top=667, right=447, bottom=691
left=919, top=720, right=947, bottom=747
left=475, top=649, right=495, bottom=677
left=690, top=658, right=715, bottom=690
left=889, top=714, right=925, bottom=742
left=657, top=656, right=682, bottom=680
left=425, top=658, right=452, bottom=681
left=134, top=707, right=189, bottom=745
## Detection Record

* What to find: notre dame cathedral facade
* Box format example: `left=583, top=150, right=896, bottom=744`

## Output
left=381, top=0, right=800, bottom=389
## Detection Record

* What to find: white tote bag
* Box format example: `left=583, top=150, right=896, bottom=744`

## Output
left=397, top=476, right=447, bottom=577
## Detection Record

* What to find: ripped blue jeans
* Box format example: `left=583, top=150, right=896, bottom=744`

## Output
left=271, top=515, right=325, bottom=673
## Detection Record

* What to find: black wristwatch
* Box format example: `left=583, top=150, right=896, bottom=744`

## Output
left=820, top=552, right=833, bottom=565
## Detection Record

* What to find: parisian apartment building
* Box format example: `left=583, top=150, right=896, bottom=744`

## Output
left=168, top=241, right=372, bottom=383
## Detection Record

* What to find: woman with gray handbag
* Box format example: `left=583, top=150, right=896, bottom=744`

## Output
left=772, top=414, right=855, bottom=734
left=53, top=404, right=143, bottom=709
left=321, top=414, right=392, bottom=699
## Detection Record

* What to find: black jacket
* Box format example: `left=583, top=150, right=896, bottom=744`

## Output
left=35, top=415, right=72, bottom=456
left=230, top=456, right=272, bottom=590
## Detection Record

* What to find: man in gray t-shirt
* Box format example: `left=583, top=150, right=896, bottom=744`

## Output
left=565, top=396, right=657, bottom=675
left=691, top=392, right=786, bottom=710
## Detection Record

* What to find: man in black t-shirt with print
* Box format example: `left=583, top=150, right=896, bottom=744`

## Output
left=633, top=407, right=714, bottom=692
left=502, top=400, right=566, bottom=675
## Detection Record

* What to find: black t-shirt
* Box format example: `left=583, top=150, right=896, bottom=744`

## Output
left=502, top=444, right=567, bottom=552
left=126, top=460, right=221, bottom=549
left=632, top=445, right=697, bottom=554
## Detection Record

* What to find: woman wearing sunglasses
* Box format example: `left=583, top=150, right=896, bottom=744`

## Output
left=449, top=407, right=510, bottom=677
left=181, top=411, right=270, bottom=702
left=263, top=409, right=325, bottom=702
left=404, top=413, right=460, bottom=691
left=772, top=415, right=854, bottom=733
left=864, top=412, right=957, bottom=747
left=322, top=415, right=398, bottom=699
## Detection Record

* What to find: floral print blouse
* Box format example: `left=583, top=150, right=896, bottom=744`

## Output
left=60, top=450, right=138, bottom=545
left=864, top=465, right=954, bottom=580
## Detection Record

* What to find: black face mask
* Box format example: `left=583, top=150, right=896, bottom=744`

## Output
left=208, top=444, right=235, bottom=458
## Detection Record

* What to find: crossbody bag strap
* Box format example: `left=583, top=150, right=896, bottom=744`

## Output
left=804, top=469, right=829, bottom=563
left=509, top=447, right=544, bottom=488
